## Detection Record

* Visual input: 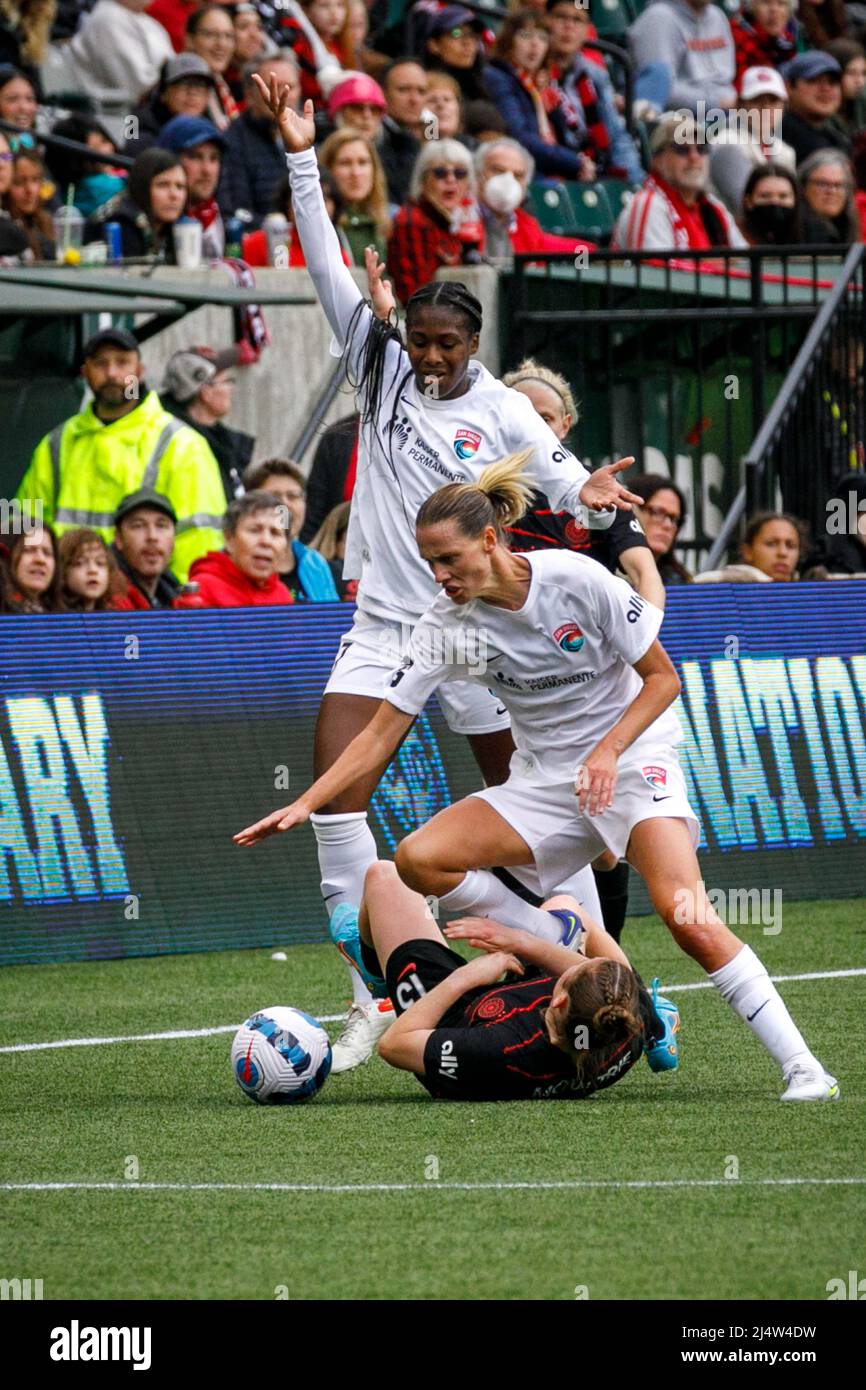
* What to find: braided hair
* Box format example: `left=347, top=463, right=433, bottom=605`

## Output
left=343, top=279, right=484, bottom=528
left=556, top=958, right=643, bottom=1085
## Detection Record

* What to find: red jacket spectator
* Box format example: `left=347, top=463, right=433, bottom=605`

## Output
left=147, top=0, right=198, bottom=53
left=387, top=197, right=482, bottom=305
left=184, top=550, right=294, bottom=607
left=488, top=206, right=594, bottom=256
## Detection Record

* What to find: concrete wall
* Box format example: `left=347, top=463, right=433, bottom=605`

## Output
left=134, top=264, right=502, bottom=473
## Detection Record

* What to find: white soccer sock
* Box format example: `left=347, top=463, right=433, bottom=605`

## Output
left=311, top=811, right=378, bottom=1009
left=709, top=944, right=817, bottom=1074
left=439, top=869, right=563, bottom=942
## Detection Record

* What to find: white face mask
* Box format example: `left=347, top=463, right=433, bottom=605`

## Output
left=484, top=170, right=524, bottom=215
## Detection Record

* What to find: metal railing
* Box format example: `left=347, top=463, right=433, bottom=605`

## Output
left=504, top=245, right=846, bottom=564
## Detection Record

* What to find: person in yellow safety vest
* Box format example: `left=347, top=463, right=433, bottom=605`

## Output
left=16, top=327, right=226, bottom=583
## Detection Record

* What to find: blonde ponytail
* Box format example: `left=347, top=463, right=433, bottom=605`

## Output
left=415, top=448, right=536, bottom=538
left=475, top=448, right=537, bottom=528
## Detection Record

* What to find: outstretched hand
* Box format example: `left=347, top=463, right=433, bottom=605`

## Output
left=251, top=72, right=315, bottom=152
left=233, top=800, right=311, bottom=847
left=445, top=918, right=530, bottom=956
left=365, top=245, right=396, bottom=322
left=579, top=457, right=643, bottom=512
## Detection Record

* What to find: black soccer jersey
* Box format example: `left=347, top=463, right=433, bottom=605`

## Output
left=506, top=488, right=649, bottom=574
left=420, top=969, right=645, bottom=1103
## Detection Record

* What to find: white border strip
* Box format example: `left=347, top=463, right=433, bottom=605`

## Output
left=2, top=1178, right=864, bottom=1195
left=1, top=967, right=864, bottom=1055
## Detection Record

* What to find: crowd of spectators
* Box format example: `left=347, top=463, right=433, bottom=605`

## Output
left=4, top=0, right=866, bottom=266
left=3, top=0, right=866, bottom=602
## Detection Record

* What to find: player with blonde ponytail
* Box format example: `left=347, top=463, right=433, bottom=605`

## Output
left=238, top=446, right=838, bottom=1103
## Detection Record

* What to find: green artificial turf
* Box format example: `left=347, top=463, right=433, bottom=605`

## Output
left=0, top=900, right=863, bottom=1301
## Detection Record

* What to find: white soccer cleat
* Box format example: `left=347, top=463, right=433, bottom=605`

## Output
left=780, top=1063, right=840, bottom=1102
left=330, top=999, right=395, bottom=1074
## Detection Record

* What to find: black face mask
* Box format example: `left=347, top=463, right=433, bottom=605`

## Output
left=745, top=202, right=797, bottom=244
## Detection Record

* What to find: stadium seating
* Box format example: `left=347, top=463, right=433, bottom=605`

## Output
left=527, top=180, right=616, bottom=243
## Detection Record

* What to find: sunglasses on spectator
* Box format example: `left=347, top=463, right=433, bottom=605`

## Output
left=430, top=166, right=469, bottom=180
left=0, top=151, right=13, bottom=163
left=641, top=503, right=682, bottom=527
left=665, top=142, right=708, bottom=157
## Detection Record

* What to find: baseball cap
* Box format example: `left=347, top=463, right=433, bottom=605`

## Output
left=158, top=115, right=226, bottom=153
left=650, top=110, right=706, bottom=155
left=782, top=52, right=842, bottom=84
left=428, top=6, right=484, bottom=36
left=161, top=347, right=236, bottom=403
left=114, top=489, right=177, bottom=526
left=82, top=327, right=140, bottom=360
left=740, top=66, right=788, bottom=103
left=161, top=53, right=215, bottom=89
left=327, top=73, right=387, bottom=119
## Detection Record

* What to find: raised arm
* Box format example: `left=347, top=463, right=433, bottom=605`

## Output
left=234, top=699, right=413, bottom=845
left=251, top=76, right=375, bottom=371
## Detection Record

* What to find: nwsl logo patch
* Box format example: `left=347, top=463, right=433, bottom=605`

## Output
left=553, top=622, right=584, bottom=652
left=642, top=765, right=667, bottom=789
left=454, top=428, right=481, bottom=460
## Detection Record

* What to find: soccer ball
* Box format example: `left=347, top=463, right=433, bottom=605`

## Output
left=231, top=1006, right=332, bottom=1105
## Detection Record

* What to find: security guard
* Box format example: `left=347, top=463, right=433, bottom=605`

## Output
left=17, top=328, right=226, bottom=581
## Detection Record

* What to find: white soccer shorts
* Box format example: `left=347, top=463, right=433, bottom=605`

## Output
left=324, top=610, right=512, bottom=736
left=471, top=748, right=700, bottom=896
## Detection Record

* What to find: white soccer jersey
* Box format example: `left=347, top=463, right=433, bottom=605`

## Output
left=384, top=550, right=683, bottom=782
left=287, top=148, right=612, bottom=625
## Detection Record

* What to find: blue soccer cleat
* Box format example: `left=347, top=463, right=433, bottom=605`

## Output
left=645, top=976, right=680, bottom=1073
left=548, top=908, right=584, bottom=951
left=328, top=903, right=388, bottom=999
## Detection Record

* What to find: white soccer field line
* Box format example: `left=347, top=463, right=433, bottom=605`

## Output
left=2, top=1177, right=865, bottom=1196
left=1, top=966, right=864, bottom=1055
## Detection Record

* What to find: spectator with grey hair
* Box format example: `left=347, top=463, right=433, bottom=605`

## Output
left=184, top=490, right=294, bottom=606
left=385, top=137, right=481, bottom=304
left=798, top=147, right=859, bottom=243
left=612, top=110, right=746, bottom=250
left=218, top=55, right=301, bottom=225
left=243, top=457, right=339, bottom=601
left=474, top=136, right=595, bottom=261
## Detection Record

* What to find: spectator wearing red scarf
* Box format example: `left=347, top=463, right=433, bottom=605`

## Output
left=483, top=9, right=596, bottom=181
left=545, top=0, right=644, bottom=185
left=613, top=112, right=746, bottom=250
left=158, top=114, right=226, bottom=257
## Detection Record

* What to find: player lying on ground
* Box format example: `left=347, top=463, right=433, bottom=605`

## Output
left=335, top=859, right=677, bottom=1102
left=236, top=453, right=839, bottom=1103
left=250, top=69, right=641, bottom=1072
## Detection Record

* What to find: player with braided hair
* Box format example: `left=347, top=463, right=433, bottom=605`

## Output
left=238, top=449, right=838, bottom=1102
left=249, top=71, right=642, bottom=1072
left=324, top=857, right=670, bottom=1103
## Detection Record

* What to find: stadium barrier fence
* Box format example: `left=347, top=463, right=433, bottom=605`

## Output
left=1, top=583, right=864, bottom=965
left=503, top=246, right=851, bottom=566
